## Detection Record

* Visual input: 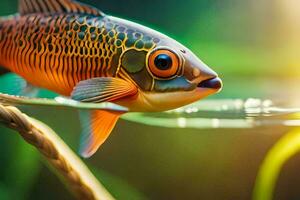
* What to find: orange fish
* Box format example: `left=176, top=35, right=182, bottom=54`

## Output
left=0, top=0, right=222, bottom=157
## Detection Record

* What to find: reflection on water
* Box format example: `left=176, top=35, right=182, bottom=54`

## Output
left=123, top=98, right=300, bottom=129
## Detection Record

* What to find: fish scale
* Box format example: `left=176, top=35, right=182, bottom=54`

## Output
left=0, top=14, right=123, bottom=95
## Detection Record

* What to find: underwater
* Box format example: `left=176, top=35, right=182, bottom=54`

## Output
left=0, top=0, right=299, bottom=200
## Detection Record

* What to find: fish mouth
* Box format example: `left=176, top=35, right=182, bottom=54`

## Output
left=197, top=77, right=223, bottom=91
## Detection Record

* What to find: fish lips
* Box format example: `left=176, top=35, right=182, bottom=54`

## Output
left=197, top=77, right=223, bottom=91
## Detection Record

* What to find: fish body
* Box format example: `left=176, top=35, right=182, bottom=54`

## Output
left=0, top=0, right=222, bottom=157
left=0, top=14, right=149, bottom=96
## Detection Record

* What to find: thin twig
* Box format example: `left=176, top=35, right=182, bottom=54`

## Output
left=0, top=103, right=115, bottom=200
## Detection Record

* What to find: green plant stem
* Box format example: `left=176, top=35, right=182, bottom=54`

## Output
left=253, top=128, right=300, bottom=200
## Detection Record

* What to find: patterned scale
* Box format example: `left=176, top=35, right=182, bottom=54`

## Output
left=0, top=14, right=124, bottom=95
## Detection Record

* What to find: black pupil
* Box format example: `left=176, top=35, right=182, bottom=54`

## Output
left=154, top=54, right=172, bottom=70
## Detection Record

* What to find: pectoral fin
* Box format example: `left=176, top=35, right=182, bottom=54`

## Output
left=71, top=77, right=138, bottom=103
left=79, top=110, right=123, bottom=158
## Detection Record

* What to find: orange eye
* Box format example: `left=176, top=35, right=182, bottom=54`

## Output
left=148, top=49, right=180, bottom=79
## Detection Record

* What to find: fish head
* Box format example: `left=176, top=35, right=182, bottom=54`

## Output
left=111, top=17, right=222, bottom=111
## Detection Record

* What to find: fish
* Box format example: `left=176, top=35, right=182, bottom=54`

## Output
left=0, top=0, right=222, bottom=158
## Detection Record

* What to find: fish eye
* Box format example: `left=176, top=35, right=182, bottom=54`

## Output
left=154, top=54, right=173, bottom=70
left=148, top=49, right=180, bottom=79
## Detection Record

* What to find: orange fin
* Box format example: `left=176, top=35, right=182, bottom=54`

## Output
left=79, top=110, right=123, bottom=158
left=19, top=0, right=104, bottom=16
left=71, top=77, right=138, bottom=103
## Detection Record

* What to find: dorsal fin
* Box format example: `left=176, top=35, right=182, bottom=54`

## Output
left=19, top=0, right=105, bottom=16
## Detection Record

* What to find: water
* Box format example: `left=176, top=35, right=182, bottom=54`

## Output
left=123, top=98, right=300, bottom=129
left=2, top=93, right=300, bottom=129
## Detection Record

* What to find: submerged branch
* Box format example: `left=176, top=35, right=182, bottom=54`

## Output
left=0, top=103, right=115, bottom=200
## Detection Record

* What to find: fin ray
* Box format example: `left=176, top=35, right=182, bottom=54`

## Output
left=71, top=77, right=138, bottom=103
left=79, top=110, right=123, bottom=158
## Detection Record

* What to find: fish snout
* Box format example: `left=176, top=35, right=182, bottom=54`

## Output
left=184, top=58, right=222, bottom=91
left=188, top=63, right=223, bottom=90
left=184, top=52, right=217, bottom=79
left=180, top=49, right=222, bottom=91
left=198, top=77, right=222, bottom=90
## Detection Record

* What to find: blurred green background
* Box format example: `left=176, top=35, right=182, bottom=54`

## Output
left=0, top=0, right=300, bottom=199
